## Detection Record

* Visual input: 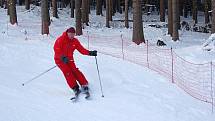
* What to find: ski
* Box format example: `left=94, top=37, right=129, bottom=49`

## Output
left=70, top=95, right=79, bottom=102
left=70, top=90, right=81, bottom=102
left=70, top=92, right=91, bottom=102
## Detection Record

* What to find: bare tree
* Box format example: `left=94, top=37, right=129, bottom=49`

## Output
left=125, top=0, right=129, bottom=28
left=70, top=0, right=75, bottom=18
left=52, top=0, right=58, bottom=18
left=75, top=0, right=82, bottom=35
left=25, top=0, right=30, bottom=10
left=212, top=0, right=215, bottom=33
left=132, top=0, right=145, bottom=45
left=106, top=0, right=110, bottom=27
left=160, top=0, right=165, bottom=22
left=41, top=0, right=50, bottom=35
left=168, top=0, right=173, bottom=36
left=8, top=0, right=17, bottom=25
left=96, top=0, right=102, bottom=15
left=172, top=0, right=179, bottom=41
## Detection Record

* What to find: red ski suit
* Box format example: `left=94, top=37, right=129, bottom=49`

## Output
left=54, top=32, right=90, bottom=89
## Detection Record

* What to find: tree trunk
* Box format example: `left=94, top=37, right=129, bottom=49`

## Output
left=41, top=0, right=50, bottom=35
left=0, top=0, right=4, bottom=8
left=177, top=0, right=180, bottom=30
left=6, top=0, right=9, bottom=15
left=168, top=0, right=173, bottom=36
left=87, top=0, right=91, bottom=13
left=160, top=0, right=165, bottom=22
left=8, top=0, right=17, bottom=25
left=204, top=0, right=209, bottom=24
left=132, top=0, right=145, bottom=45
left=82, top=0, right=88, bottom=26
left=192, top=0, right=197, bottom=23
left=113, top=0, right=116, bottom=14
left=106, top=0, right=110, bottom=27
left=172, top=0, right=179, bottom=41
left=25, top=0, right=30, bottom=10
left=52, top=0, right=58, bottom=18
left=179, top=0, right=183, bottom=16
left=212, top=0, right=215, bottom=33
left=109, top=0, right=112, bottom=20
left=116, top=0, right=122, bottom=13
left=75, top=0, right=82, bottom=35
left=96, top=0, right=102, bottom=15
left=183, top=0, right=188, bottom=18
left=86, top=0, right=90, bottom=22
left=125, top=0, right=129, bottom=28
left=18, top=0, right=23, bottom=5
left=70, top=0, right=75, bottom=18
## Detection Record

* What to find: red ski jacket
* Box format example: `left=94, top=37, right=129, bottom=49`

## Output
left=54, top=32, right=89, bottom=63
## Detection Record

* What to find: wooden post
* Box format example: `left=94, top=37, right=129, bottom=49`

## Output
left=171, top=48, right=174, bottom=83
left=121, top=34, right=125, bottom=60
left=87, top=31, right=90, bottom=50
left=211, top=61, right=214, bottom=113
left=147, top=40, right=149, bottom=68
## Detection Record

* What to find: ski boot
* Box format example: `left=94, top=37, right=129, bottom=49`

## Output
left=73, top=85, right=81, bottom=97
left=70, top=85, right=81, bottom=101
left=82, top=85, right=90, bottom=99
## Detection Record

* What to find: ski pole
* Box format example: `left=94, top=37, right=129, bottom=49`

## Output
left=22, top=65, right=57, bottom=86
left=95, top=56, right=104, bottom=97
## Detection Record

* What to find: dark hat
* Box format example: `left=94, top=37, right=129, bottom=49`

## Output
left=66, top=27, right=76, bottom=33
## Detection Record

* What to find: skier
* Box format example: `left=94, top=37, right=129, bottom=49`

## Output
left=54, top=27, right=97, bottom=98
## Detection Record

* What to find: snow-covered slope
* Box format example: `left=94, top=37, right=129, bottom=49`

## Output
left=0, top=6, right=214, bottom=121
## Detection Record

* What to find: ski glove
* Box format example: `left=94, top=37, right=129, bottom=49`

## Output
left=89, top=50, right=97, bottom=56
left=60, top=56, right=69, bottom=64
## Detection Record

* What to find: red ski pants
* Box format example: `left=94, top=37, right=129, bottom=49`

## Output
left=55, top=61, right=88, bottom=89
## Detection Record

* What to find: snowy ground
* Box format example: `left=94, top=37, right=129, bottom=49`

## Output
left=0, top=6, right=215, bottom=121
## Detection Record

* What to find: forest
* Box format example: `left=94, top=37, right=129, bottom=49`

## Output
left=1, top=0, right=215, bottom=44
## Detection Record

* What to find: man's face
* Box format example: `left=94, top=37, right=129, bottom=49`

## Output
left=67, top=32, right=75, bottom=40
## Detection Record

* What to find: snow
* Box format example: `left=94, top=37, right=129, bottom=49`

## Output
left=0, top=6, right=215, bottom=121
left=202, top=33, right=215, bottom=51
